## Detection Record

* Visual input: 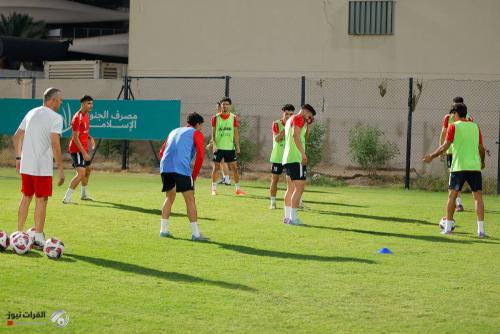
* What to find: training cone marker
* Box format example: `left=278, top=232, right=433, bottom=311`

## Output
left=378, top=247, right=393, bottom=254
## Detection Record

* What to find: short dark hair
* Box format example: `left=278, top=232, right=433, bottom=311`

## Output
left=453, top=96, right=464, bottom=103
left=187, top=112, right=204, bottom=127
left=220, top=97, right=232, bottom=105
left=80, top=95, right=94, bottom=103
left=43, top=87, right=61, bottom=102
left=450, top=103, right=467, bottom=118
left=282, top=104, right=295, bottom=112
left=301, top=104, right=316, bottom=116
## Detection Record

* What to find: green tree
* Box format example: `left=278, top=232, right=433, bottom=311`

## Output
left=0, top=12, right=47, bottom=38
left=348, top=124, right=399, bottom=176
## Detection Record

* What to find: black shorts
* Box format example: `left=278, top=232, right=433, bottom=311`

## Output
left=446, top=154, right=453, bottom=169
left=71, top=152, right=91, bottom=168
left=284, top=163, right=307, bottom=181
left=161, top=173, right=194, bottom=193
left=271, top=163, right=285, bottom=175
left=449, top=171, right=482, bottom=192
left=213, top=150, right=237, bottom=163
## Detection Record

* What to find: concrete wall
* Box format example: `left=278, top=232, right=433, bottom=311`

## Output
left=129, top=0, right=500, bottom=79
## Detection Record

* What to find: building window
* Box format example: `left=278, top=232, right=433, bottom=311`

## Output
left=348, top=1, right=394, bottom=35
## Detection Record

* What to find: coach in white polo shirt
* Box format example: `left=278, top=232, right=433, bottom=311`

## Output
left=13, top=87, right=65, bottom=248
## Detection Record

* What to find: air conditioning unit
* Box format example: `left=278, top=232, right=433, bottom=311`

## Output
left=44, top=60, right=127, bottom=79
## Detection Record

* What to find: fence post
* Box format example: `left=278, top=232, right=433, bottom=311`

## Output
left=225, top=75, right=231, bottom=97
left=31, top=76, right=36, bottom=98
left=121, top=76, right=130, bottom=170
left=497, top=109, right=500, bottom=195
left=404, top=77, right=414, bottom=190
left=301, top=76, right=306, bottom=106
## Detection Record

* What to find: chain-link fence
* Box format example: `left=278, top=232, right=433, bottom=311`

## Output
left=1, top=76, right=499, bottom=192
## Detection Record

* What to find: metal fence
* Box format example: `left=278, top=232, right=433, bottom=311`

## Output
left=0, top=75, right=498, bottom=192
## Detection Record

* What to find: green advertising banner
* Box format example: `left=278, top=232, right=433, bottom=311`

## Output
left=0, top=99, right=181, bottom=141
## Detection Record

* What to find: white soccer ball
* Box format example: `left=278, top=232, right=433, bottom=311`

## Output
left=43, top=238, right=64, bottom=260
left=9, top=231, right=21, bottom=241
left=11, top=232, right=33, bottom=255
left=26, top=227, right=36, bottom=242
left=0, top=230, right=9, bottom=251
left=439, top=217, right=456, bottom=231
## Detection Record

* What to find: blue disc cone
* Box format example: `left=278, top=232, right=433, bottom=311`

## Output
left=378, top=247, right=393, bottom=254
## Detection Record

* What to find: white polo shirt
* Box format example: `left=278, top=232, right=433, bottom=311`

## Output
left=18, top=106, right=63, bottom=176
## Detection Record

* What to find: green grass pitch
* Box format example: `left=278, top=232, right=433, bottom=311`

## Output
left=0, top=168, right=499, bottom=333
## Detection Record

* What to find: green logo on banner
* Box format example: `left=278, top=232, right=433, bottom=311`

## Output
left=0, top=99, right=181, bottom=141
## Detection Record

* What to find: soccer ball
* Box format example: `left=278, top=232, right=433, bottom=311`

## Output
left=43, top=238, right=64, bottom=260
left=9, top=231, right=21, bottom=241
left=0, top=231, right=9, bottom=251
left=26, top=227, right=36, bottom=242
left=11, top=232, right=33, bottom=255
left=439, top=217, right=456, bottom=231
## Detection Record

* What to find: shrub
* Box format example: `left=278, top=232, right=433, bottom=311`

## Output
left=348, top=124, right=399, bottom=175
left=306, top=121, right=327, bottom=172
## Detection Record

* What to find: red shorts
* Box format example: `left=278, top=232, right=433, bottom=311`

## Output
left=21, top=174, right=52, bottom=197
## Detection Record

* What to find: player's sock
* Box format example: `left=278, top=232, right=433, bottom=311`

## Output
left=235, top=183, right=241, bottom=191
left=270, top=197, right=276, bottom=205
left=225, top=175, right=230, bottom=184
left=211, top=183, right=217, bottom=191
left=444, top=220, right=453, bottom=233
left=63, top=188, right=74, bottom=202
left=291, top=208, right=298, bottom=221
left=34, top=232, right=45, bottom=243
left=81, top=186, right=88, bottom=198
left=477, top=221, right=484, bottom=234
left=285, top=206, right=292, bottom=219
left=160, top=219, right=169, bottom=233
left=456, top=196, right=462, bottom=206
left=191, top=222, right=200, bottom=238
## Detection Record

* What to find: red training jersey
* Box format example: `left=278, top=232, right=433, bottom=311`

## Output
left=272, top=119, right=286, bottom=134
left=68, top=111, right=90, bottom=153
left=290, top=114, right=305, bottom=129
left=446, top=120, right=483, bottom=145
left=211, top=112, right=239, bottom=127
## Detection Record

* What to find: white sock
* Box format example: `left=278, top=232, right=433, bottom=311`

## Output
left=34, top=232, right=44, bottom=242
left=444, top=220, right=453, bottom=232
left=81, top=186, right=88, bottom=197
left=235, top=183, right=240, bottom=191
left=477, top=221, right=484, bottom=234
left=456, top=196, right=462, bottom=206
left=211, top=183, right=217, bottom=191
left=225, top=175, right=230, bottom=183
left=284, top=206, right=291, bottom=219
left=291, top=208, right=298, bottom=220
left=64, top=188, right=74, bottom=201
left=191, top=222, right=200, bottom=237
left=160, top=219, right=169, bottom=233
left=271, top=197, right=276, bottom=204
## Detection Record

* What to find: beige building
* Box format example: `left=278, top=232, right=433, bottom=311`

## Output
left=129, top=0, right=500, bottom=79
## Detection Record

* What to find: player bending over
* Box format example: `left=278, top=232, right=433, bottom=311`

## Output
left=158, top=112, right=208, bottom=241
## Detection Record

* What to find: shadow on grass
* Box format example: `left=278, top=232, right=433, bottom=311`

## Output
left=1, top=250, right=43, bottom=257
left=230, top=194, right=365, bottom=208
left=303, top=224, right=499, bottom=244
left=242, top=184, right=336, bottom=194
left=173, top=239, right=375, bottom=264
left=307, top=208, right=433, bottom=226
left=0, top=175, right=18, bottom=180
left=66, top=253, right=255, bottom=292
left=82, top=201, right=216, bottom=221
